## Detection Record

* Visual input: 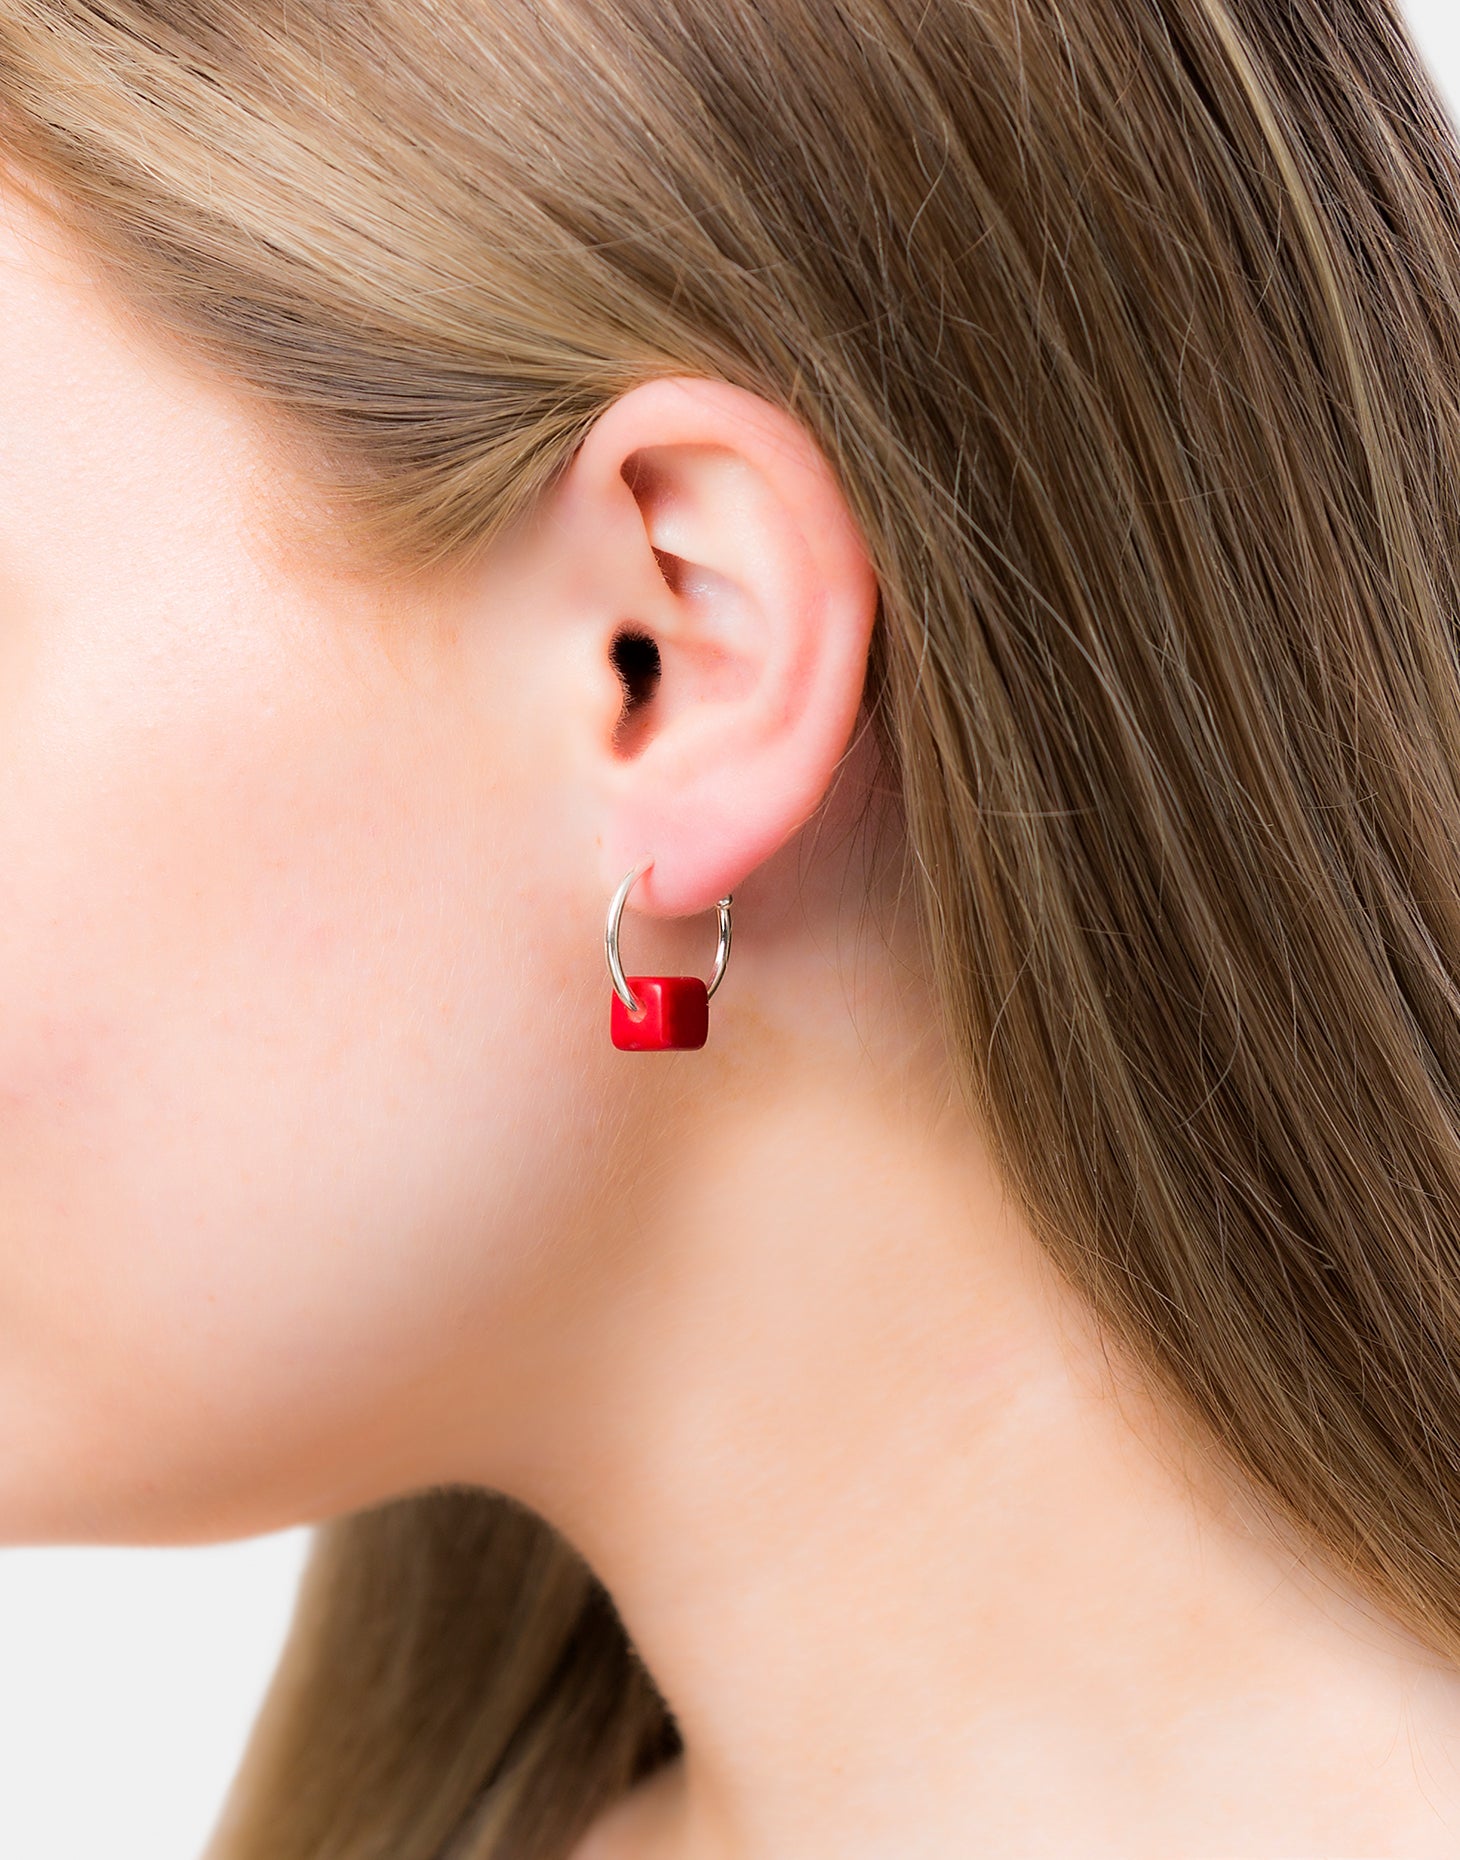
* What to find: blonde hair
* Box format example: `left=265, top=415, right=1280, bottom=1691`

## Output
left=4, top=1, right=1460, bottom=1854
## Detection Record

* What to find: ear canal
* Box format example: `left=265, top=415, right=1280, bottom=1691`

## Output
left=609, top=627, right=662, bottom=756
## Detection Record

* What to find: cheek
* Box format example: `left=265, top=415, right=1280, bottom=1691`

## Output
left=0, top=662, right=612, bottom=1545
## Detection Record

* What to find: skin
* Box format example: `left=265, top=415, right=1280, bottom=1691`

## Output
left=0, top=169, right=1459, bottom=1859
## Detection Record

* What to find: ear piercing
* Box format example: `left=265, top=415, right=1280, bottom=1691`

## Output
left=604, top=855, right=732, bottom=1050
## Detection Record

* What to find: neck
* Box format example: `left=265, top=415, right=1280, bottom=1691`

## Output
left=493, top=846, right=1460, bottom=1857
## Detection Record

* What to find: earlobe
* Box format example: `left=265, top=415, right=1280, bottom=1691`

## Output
left=571, top=376, right=880, bottom=918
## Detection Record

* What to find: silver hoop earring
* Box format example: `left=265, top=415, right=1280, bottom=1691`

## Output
left=604, top=854, right=732, bottom=1051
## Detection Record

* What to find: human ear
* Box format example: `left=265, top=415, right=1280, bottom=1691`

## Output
left=558, top=375, right=880, bottom=918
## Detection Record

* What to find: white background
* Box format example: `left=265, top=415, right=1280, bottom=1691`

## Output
left=1408, top=5, right=1460, bottom=119
left=0, top=6, right=1458, bottom=1857
left=0, top=1529, right=310, bottom=1858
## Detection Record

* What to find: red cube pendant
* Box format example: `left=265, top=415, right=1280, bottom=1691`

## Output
left=611, top=976, right=710, bottom=1051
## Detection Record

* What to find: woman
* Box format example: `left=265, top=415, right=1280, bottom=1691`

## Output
left=0, top=0, right=1457, bottom=1853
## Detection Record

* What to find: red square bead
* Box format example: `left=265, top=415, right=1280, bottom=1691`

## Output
left=611, top=976, right=710, bottom=1051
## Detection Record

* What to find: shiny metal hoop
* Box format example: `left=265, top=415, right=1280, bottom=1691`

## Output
left=604, top=854, right=733, bottom=1016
